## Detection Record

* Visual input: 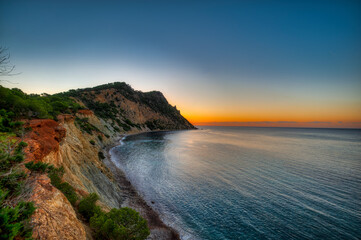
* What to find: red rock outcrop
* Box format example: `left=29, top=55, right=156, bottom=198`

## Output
left=24, top=119, right=66, bottom=162
left=57, top=114, right=74, bottom=124
left=77, top=109, right=94, bottom=116
left=23, top=119, right=87, bottom=240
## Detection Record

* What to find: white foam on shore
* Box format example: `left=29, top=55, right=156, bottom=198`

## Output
left=119, top=135, right=127, bottom=146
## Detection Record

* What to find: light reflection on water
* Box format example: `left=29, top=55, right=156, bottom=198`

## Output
left=110, top=127, right=361, bottom=240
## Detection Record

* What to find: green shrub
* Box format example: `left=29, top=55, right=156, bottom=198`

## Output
left=97, top=135, right=103, bottom=142
left=0, top=171, right=26, bottom=196
left=98, top=151, right=105, bottom=160
left=0, top=137, right=27, bottom=197
left=48, top=166, right=78, bottom=205
left=115, top=119, right=131, bottom=132
left=8, top=153, right=24, bottom=164
left=90, top=207, right=150, bottom=240
left=89, top=140, right=96, bottom=145
left=75, top=117, right=99, bottom=135
left=48, top=167, right=63, bottom=187
left=78, top=193, right=101, bottom=221
left=120, top=123, right=131, bottom=132
left=80, top=101, right=118, bottom=121
left=14, top=141, right=27, bottom=154
left=0, top=85, right=81, bottom=120
left=124, top=118, right=135, bottom=127
left=25, top=161, right=50, bottom=173
left=145, top=120, right=166, bottom=130
left=56, top=182, right=78, bottom=205
left=0, top=135, right=36, bottom=240
left=0, top=189, right=36, bottom=240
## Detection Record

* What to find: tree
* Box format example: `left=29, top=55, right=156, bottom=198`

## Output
left=0, top=47, right=20, bottom=86
left=0, top=47, right=16, bottom=77
left=90, top=207, right=150, bottom=240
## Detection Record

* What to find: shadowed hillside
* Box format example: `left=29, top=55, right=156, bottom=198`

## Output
left=58, top=82, right=195, bottom=132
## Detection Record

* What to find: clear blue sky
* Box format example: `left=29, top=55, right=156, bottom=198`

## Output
left=1, top=0, right=360, bottom=127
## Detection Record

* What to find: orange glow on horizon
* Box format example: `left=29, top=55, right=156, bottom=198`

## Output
left=181, top=111, right=361, bottom=129
left=190, top=121, right=361, bottom=128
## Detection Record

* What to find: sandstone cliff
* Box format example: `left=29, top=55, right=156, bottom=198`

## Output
left=62, top=82, right=195, bottom=132
left=23, top=83, right=194, bottom=240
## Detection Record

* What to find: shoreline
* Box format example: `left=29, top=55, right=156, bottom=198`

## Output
left=103, top=132, right=181, bottom=240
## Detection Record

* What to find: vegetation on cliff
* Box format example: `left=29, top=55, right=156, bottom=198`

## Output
left=1, top=81, right=195, bottom=133
left=79, top=193, right=150, bottom=240
left=0, top=128, right=35, bottom=239
left=0, top=86, right=81, bottom=120
left=58, top=82, right=195, bottom=131
left=0, top=75, right=193, bottom=239
left=0, top=47, right=181, bottom=238
left=90, top=207, right=150, bottom=240
left=24, top=160, right=151, bottom=239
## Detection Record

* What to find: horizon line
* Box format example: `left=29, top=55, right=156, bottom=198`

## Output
left=192, top=121, right=361, bottom=129
left=194, top=125, right=361, bottom=130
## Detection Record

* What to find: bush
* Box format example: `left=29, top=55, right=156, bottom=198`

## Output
left=89, top=140, right=95, bottom=145
left=56, top=182, right=78, bottom=205
left=124, top=118, right=135, bottom=127
left=0, top=190, right=36, bottom=240
left=0, top=171, right=26, bottom=196
left=0, top=136, right=27, bottom=197
left=0, top=135, right=36, bottom=240
left=14, top=141, right=27, bottom=153
left=48, top=167, right=78, bottom=205
left=0, top=85, right=81, bottom=120
left=75, top=117, right=99, bottom=135
left=25, top=161, right=50, bottom=173
left=78, top=193, right=101, bottom=221
left=97, top=135, right=103, bottom=142
left=120, top=123, right=131, bottom=132
left=98, top=151, right=105, bottom=160
left=90, top=207, right=150, bottom=240
left=8, top=153, right=24, bottom=164
left=48, top=167, right=63, bottom=187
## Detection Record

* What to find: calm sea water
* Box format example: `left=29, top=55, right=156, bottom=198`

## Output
left=110, top=127, right=361, bottom=240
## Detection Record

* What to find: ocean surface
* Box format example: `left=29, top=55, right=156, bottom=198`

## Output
left=110, top=126, right=361, bottom=240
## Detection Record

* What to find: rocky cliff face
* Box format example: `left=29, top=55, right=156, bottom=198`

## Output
left=24, top=83, right=193, bottom=239
left=64, top=82, right=195, bottom=132
left=29, top=174, right=87, bottom=240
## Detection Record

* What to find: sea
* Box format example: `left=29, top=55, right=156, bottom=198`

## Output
left=110, top=126, right=361, bottom=240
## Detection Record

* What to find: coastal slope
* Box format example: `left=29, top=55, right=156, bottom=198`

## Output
left=17, top=82, right=194, bottom=239
left=61, top=82, right=195, bottom=132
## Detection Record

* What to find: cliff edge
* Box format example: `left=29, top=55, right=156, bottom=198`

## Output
left=15, top=82, right=194, bottom=239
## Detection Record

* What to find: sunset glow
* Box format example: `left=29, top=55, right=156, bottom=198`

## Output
left=1, top=1, right=360, bottom=128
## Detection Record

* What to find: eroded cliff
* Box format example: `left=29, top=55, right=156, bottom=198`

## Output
left=22, top=83, right=193, bottom=239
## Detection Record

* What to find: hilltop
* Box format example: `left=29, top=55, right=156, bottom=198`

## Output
left=58, top=82, right=194, bottom=131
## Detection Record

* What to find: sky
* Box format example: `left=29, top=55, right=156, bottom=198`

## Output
left=1, top=0, right=361, bottom=128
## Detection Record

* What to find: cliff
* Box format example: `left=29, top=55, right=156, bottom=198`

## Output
left=61, top=82, right=195, bottom=132
left=21, top=83, right=194, bottom=239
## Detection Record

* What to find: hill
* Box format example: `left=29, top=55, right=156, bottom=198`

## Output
left=0, top=82, right=193, bottom=239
